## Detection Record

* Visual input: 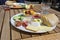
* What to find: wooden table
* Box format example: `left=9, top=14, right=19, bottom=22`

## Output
left=0, top=4, right=60, bottom=40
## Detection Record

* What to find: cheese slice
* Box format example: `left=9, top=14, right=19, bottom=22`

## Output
left=26, top=25, right=51, bottom=32
left=26, top=25, right=40, bottom=32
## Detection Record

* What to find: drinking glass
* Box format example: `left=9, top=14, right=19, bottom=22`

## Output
left=41, top=0, right=51, bottom=14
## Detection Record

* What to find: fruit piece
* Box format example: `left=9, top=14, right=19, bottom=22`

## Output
left=29, top=4, right=33, bottom=9
left=25, top=4, right=34, bottom=9
left=23, top=9, right=36, bottom=16
left=25, top=10, right=31, bottom=15
left=24, top=10, right=32, bottom=16
left=29, top=4, right=34, bottom=9
left=30, top=10, right=36, bottom=15
left=25, top=5, right=30, bottom=9
left=15, top=21, right=22, bottom=27
left=27, top=10, right=30, bottom=14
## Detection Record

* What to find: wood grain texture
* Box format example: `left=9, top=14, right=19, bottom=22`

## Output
left=31, top=33, right=40, bottom=37
left=0, top=9, right=4, bottom=32
left=33, top=4, right=41, bottom=12
left=0, top=7, right=4, bottom=39
left=54, top=27, right=60, bottom=33
left=10, top=9, right=21, bottom=40
left=20, top=32, right=32, bottom=39
left=48, top=30, right=56, bottom=34
left=40, top=32, right=49, bottom=36
left=48, top=9, right=60, bottom=16
left=14, top=9, right=19, bottom=14
left=1, top=11, right=10, bottom=40
left=57, top=24, right=60, bottom=28
left=22, top=33, right=60, bottom=40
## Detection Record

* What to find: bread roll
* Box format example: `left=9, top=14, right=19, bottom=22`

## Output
left=5, top=1, right=16, bottom=6
left=41, top=14, right=59, bottom=27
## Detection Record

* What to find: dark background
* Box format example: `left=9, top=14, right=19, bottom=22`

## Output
left=0, top=0, right=60, bottom=11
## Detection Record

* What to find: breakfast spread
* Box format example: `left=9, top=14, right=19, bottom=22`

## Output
left=12, top=9, right=59, bottom=32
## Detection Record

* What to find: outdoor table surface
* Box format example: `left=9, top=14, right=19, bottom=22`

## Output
left=0, top=4, right=60, bottom=40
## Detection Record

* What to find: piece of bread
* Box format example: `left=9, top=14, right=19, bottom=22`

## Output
left=41, top=14, right=59, bottom=27
left=5, top=1, right=16, bottom=6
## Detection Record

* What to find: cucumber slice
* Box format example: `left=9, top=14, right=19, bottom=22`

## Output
left=13, top=16, right=20, bottom=20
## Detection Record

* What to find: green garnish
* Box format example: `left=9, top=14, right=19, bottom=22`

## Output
left=13, top=16, right=20, bottom=20
left=13, top=14, right=25, bottom=21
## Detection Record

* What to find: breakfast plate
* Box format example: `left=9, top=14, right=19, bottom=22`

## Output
left=9, top=3, right=27, bottom=9
left=8, top=3, right=34, bottom=9
left=10, top=13, right=56, bottom=33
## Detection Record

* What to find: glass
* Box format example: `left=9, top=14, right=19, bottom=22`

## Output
left=41, top=0, right=51, bottom=14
